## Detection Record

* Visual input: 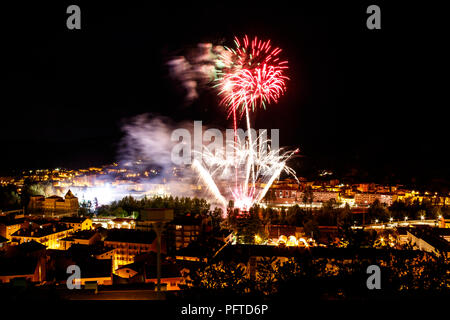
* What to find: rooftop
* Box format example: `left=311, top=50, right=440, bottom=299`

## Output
left=69, top=243, right=114, bottom=258
left=436, top=228, right=450, bottom=237
left=11, top=224, right=72, bottom=238
left=61, top=230, right=98, bottom=241
left=408, top=228, right=450, bottom=253
left=117, top=257, right=181, bottom=279
left=59, top=216, right=89, bottom=224
left=0, top=256, right=38, bottom=276
left=171, top=215, right=202, bottom=226
left=0, top=217, right=25, bottom=226
left=104, top=229, right=156, bottom=244
left=14, top=240, right=47, bottom=253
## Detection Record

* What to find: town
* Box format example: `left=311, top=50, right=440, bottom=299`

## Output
left=0, top=163, right=449, bottom=300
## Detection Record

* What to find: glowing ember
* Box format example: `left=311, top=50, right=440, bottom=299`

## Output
left=192, top=134, right=297, bottom=212
left=192, top=35, right=294, bottom=213
left=216, top=35, right=289, bottom=117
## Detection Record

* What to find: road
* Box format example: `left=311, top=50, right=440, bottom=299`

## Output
left=59, top=289, right=168, bottom=300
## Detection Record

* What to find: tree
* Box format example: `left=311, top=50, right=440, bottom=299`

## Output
left=254, top=257, right=279, bottom=295
left=263, top=189, right=276, bottom=204
left=110, top=207, right=127, bottom=217
left=20, top=178, right=46, bottom=212
left=227, top=207, right=264, bottom=244
left=0, top=185, right=21, bottom=210
left=368, top=199, right=388, bottom=222
left=337, top=203, right=353, bottom=230
left=286, top=205, right=304, bottom=226
left=208, top=207, right=224, bottom=232
left=185, top=261, right=250, bottom=296
left=302, top=186, right=314, bottom=213
left=79, top=200, right=92, bottom=216
left=318, top=199, right=339, bottom=226
left=303, top=217, right=319, bottom=240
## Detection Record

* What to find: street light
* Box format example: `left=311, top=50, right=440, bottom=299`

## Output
left=421, top=215, right=425, bottom=220
left=139, top=209, right=174, bottom=294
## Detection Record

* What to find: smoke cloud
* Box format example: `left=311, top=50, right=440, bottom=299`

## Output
left=117, top=113, right=227, bottom=209
left=167, top=43, right=225, bottom=103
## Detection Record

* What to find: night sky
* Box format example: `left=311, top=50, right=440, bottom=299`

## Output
left=2, top=1, right=448, bottom=189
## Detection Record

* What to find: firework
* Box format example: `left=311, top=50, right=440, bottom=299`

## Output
left=216, top=35, right=289, bottom=118
left=192, top=159, right=228, bottom=208
left=192, top=134, right=297, bottom=211
left=188, top=35, right=294, bottom=213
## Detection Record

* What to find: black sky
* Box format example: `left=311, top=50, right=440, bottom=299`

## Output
left=2, top=1, right=448, bottom=188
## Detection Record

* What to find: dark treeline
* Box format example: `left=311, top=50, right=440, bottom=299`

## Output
left=181, top=251, right=450, bottom=300
left=256, top=198, right=450, bottom=228
left=0, top=185, right=21, bottom=210
left=92, top=195, right=214, bottom=219
left=224, top=198, right=450, bottom=246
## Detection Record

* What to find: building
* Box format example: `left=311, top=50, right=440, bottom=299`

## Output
left=310, top=191, right=339, bottom=203
left=28, top=190, right=79, bottom=217
left=340, top=196, right=355, bottom=207
left=354, top=193, right=393, bottom=207
left=92, top=217, right=136, bottom=229
left=59, top=216, right=92, bottom=231
left=59, top=230, right=101, bottom=250
left=317, top=226, right=339, bottom=244
left=436, top=228, right=450, bottom=243
left=104, top=229, right=159, bottom=272
left=266, top=187, right=299, bottom=206
left=0, top=256, right=46, bottom=284
left=49, top=247, right=113, bottom=286
left=0, top=241, right=47, bottom=284
left=109, top=218, right=136, bottom=229
left=267, top=225, right=304, bottom=241
left=64, top=243, right=116, bottom=261
left=168, top=216, right=202, bottom=250
left=0, top=218, right=25, bottom=239
left=10, top=223, right=74, bottom=249
left=395, top=227, right=410, bottom=246
left=136, top=208, right=174, bottom=232
left=144, top=262, right=183, bottom=290
left=438, top=218, right=450, bottom=228
left=407, top=228, right=450, bottom=258
left=0, top=235, right=8, bottom=250
left=356, top=183, right=375, bottom=193
left=68, top=259, right=113, bottom=286
left=115, top=254, right=184, bottom=290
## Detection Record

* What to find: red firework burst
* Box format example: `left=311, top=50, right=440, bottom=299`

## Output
left=217, top=35, right=289, bottom=117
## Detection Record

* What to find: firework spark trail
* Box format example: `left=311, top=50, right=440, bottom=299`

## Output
left=255, top=162, right=285, bottom=204
left=212, top=35, right=290, bottom=211
left=167, top=35, right=292, bottom=211
left=216, top=35, right=289, bottom=118
left=244, top=104, right=254, bottom=196
left=192, top=159, right=228, bottom=208
left=194, top=134, right=297, bottom=211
